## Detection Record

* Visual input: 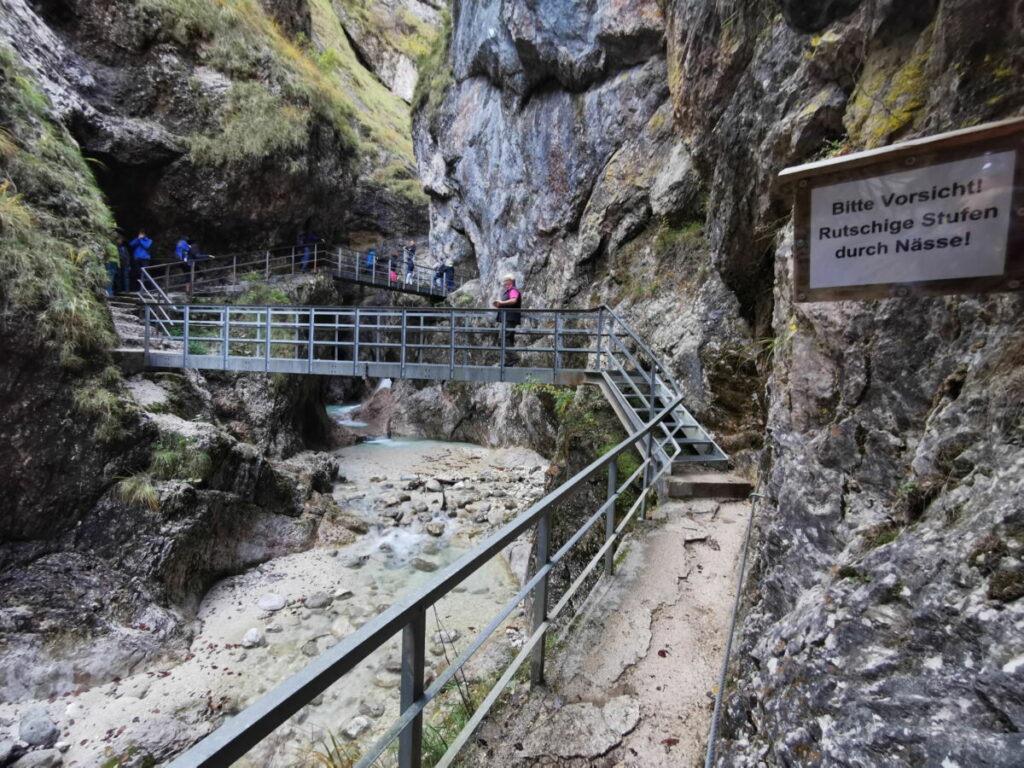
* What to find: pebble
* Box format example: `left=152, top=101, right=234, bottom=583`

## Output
left=400, top=474, right=420, bottom=481
left=426, top=522, right=445, bottom=537
left=265, top=625, right=282, bottom=633
left=425, top=479, right=443, bottom=492
left=373, top=672, right=400, bottom=689
left=433, top=629, right=461, bottom=644
left=411, top=557, right=438, bottom=572
left=421, top=541, right=440, bottom=555
left=360, top=701, right=385, bottom=719
left=19, top=707, right=58, bottom=748
left=341, top=554, right=370, bottom=569
left=342, top=715, right=371, bottom=739
left=334, top=589, right=354, bottom=601
left=301, top=640, right=319, bottom=657
left=257, top=594, right=286, bottom=612
left=241, top=628, right=266, bottom=648
left=305, top=593, right=333, bottom=609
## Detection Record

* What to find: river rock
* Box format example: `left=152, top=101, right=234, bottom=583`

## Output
left=0, top=741, right=16, bottom=765
left=305, top=592, right=332, bottom=609
left=257, top=594, right=286, bottom=612
left=411, top=557, right=438, bottom=572
left=11, top=749, right=63, bottom=768
left=241, top=628, right=266, bottom=648
left=330, top=617, right=352, bottom=638
left=412, top=502, right=429, bottom=514
left=433, top=630, right=461, bottom=644
left=334, top=589, right=354, bottom=601
left=381, top=495, right=401, bottom=508
left=374, top=672, right=400, bottom=689
left=421, top=541, right=440, bottom=555
left=19, top=707, right=58, bottom=748
left=424, top=479, right=443, bottom=492
left=426, top=522, right=445, bottom=537
left=341, top=554, right=370, bottom=569
left=342, top=716, right=371, bottom=740
left=487, top=508, right=506, bottom=526
left=400, top=474, right=419, bottom=481
left=301, top=640, right=319, bottom=657
left=359, top=700, right=385, bottom=718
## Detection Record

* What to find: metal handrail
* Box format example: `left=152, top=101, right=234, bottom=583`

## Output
left=138, top=242, right=469, bottom=299
left=165, top=396, right=685, bottom=768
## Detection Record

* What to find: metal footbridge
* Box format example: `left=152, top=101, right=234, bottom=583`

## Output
left=139, top=241, right=469, bottom=301
left=138, top=293, right=730, bottom=767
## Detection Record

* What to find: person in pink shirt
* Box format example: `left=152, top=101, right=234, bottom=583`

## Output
left=492, top=273, right=522, bottom=364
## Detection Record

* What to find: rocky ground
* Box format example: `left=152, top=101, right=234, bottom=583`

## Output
left=0, top=419, right=549, bottom=767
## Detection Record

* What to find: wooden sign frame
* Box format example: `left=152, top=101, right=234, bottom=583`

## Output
left=780, top=118, right=1024, bottom=302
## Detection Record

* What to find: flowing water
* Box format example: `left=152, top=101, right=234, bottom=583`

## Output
left=7, top=413, right=548, bottom=766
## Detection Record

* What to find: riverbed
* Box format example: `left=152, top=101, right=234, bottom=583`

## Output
left=0, top=409, right=548, bottom=767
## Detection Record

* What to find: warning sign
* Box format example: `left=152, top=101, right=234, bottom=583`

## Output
left=782, top=119, right=1024, bottom=302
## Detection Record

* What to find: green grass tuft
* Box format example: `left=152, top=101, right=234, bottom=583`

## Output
left=117, top=473, right=160, bottom=511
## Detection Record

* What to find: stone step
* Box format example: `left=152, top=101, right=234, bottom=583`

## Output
left=666, top=471, right=752, bottom=500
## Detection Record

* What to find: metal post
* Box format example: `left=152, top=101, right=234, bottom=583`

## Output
left=398, top=606, right=426, bottom=768
left=449, top=309, right=456, bottom=379
left=264, top=307, right=271, bottom=372
left=499, top=314, right=507, bottom=372
left=554, top=313, right=562, bottom=376
left=641, top=363, right=658, bottom=519
left=531, top=511, right=551, bottom=686
left=400, top=308, right=407, bottom=378
left=232, top=254, right=237, bottom=281
left=182, top=305, right=190, bottom=368
left=222, top=308, right=229, bottom=366
left=353, top=309, right=361, bottom=369
left=307, top=308, right=315, bottom=373
left=595, top=308, right=605, bottom=371
left=264, top=250, right=270, bottom=278
left=604, top=461, right=617, bottom=575
left=143, top=304, right=151, bottom=364
left=313, top=243, right=318, bottom=271
left=188, top=262, right=195, bottom=298
left=418, top=314, right=424, bottom=364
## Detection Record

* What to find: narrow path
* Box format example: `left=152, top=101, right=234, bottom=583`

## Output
left=462, top=499, right=749, bottom=767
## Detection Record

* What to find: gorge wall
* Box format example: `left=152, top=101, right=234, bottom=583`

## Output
left=414, top=0, right=1024, bottom=764
left=0, top=0, right=439, bottom=705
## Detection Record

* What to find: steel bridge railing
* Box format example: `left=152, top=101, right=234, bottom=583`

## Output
left=139, top=243, right=469, bottom=299
left=165, top=395, right=688, bottom=768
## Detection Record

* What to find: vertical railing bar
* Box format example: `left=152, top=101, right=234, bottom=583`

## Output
left=222, top=307, right=229, bottom=367
left=595, top=308, right=604, bottom=371
left=400, top=308, right=407, bottom=378
left=398, top=607, right=426, bottom=768
left=308, top=308, right=315, bottom=374
left=604, top=460, right=617, bottom=575
left=554, top=312, right=562, bottom=377
left=143, top=304, right=151, bottom=365
left=531, top=510, right=551, bottom=685
left=354, top=308, right=361, bottom=373
left=182, top=304, right=190, bottom=368
left=449, top=308, right=456, bottom=379
left=264, top=307, right=271, bottom=372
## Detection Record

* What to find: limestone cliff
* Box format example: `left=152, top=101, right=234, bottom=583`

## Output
left=414, top=0, right=1024, bottom=764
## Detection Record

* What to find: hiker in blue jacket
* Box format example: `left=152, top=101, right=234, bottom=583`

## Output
left=298, top=230, right=321, bottom=271
left=128, top=231, right=152, bottom=291
left=366, top=249, right=376, bottom=270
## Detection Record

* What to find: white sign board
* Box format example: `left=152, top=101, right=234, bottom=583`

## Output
left=808, top=151, right=1016, bottom=288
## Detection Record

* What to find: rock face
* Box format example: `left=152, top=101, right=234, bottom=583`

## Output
left=0, top=0, right=428, bottom=252
left=414, top=0, right=762, bottom=452
left=416, top=0, right=1024, bottom=764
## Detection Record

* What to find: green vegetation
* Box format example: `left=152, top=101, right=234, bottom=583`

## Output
left=861, top=522, right=902, bottom=550
left=141, top=0, right=429, bottom=199
left=411, top=6, right=453, bottom=128
left=189, top=82, right=310, bottom=165
left=73, top=373, right=128, bottom=443
left=117, top=434, right=213, bottom=510
left=513, top=376, right=575, bottom=418
left=0, top=46, right=117, bottom=369
left=116, top=473, right=160, bottom=512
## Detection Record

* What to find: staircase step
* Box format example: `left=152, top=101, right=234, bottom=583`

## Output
left=666, top=472, right=751, bottom=500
